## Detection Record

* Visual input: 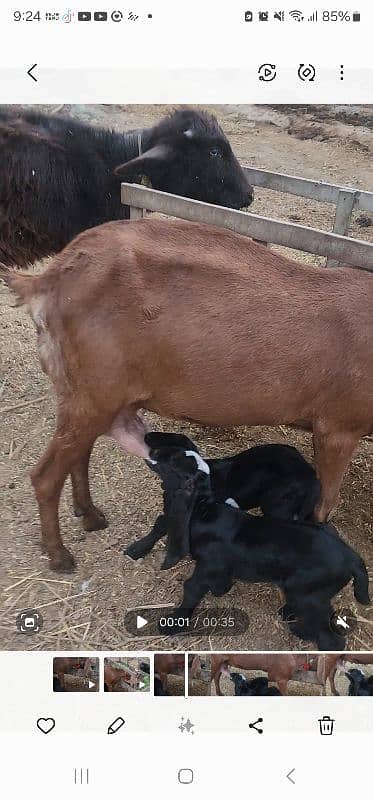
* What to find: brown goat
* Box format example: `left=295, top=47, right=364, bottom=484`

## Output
left=211, top=653, right=312, bottom=695
left=211, top=653, right=356, bottom=695
left=53, top=657, right=85, bottom=689
left=322, top=653, right=373, bottom=695
left=154, top=654, right=185, bottom=692
left=104, top=664, right=132, bottom=692
left=2, top=217, right=373, bottom=572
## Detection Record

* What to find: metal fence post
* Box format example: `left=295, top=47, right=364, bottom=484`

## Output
left=326, top=189, right=358, bottom=267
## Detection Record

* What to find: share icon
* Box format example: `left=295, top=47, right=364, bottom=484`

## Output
left=249, top=717, right=264, bottom=734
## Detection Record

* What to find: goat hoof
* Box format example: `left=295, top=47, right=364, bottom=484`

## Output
left=161, top=552, right=183, bottom=570
left=82, top=507, right=108, bottom=532
left=161, top=557, right=177, bottom=570
left=126, top=543, right=144, bottom=560
left=73, top=503, right=84, bottom=518
left=49, top=547, right=76, bottom=573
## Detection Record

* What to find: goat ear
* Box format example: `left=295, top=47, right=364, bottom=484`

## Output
left=114, top=144, right=171, bottom=178
left=161, top=488, right=195, bottom=570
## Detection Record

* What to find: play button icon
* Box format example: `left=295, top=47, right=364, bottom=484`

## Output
left=136, top=615, right=148, bottom=630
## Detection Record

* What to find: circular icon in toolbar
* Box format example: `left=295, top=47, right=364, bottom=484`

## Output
left=330, top=607, right=357, bottom=636
left=258, top=63, right=277, bottom=82
left=111, top=10, right=123, bottom=22
left=298, top=63, right=316, bottom=81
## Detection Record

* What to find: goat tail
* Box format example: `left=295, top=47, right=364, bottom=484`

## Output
left=352, top=556, right=370, bottom=605
left=0, top=262, right=45, bottom=307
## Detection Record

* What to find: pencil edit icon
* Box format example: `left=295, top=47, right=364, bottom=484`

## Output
left=107, top=716, right=125, bottom=735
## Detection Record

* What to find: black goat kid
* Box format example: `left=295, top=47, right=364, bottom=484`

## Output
left=126, top=432, right=321, bottom=565
left=146, top=432, right=320, bottom=518
left=230, top=673, right=281, bottom=696
left=127, top=448, right=370, bottom=651
left=346, top=669, right=373, bottom=696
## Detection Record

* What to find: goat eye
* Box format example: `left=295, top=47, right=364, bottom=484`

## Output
left=209, top=147, right=221, bottom=158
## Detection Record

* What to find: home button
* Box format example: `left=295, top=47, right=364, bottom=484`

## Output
left=178, top=768, right=194, bottom=784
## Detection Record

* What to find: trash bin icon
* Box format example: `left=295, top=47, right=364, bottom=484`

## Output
left=318, top=715, right=334, bottom=735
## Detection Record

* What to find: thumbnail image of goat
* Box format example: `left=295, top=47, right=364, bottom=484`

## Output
left=326, top=653, right=373, bottom=695
left=154, top=654, right=185, bottom=695
left=53, top=657, right=99, bottom=692
left=189, top=653, right=373, bottom=696
left=0, top=103, right=372, bottom=653
left=104, top=657, right=150, bottom=691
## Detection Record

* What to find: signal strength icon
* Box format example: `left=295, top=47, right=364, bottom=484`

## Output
left=308, top=11, right=318, bottom=21
left=289, top=10, right=304, bottom=21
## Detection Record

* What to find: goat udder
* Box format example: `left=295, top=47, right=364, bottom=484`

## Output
left=107, top=412, right=150, bottom=458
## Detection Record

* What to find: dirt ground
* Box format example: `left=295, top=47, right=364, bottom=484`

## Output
left=158, top=674, right=185, bottom=696
left=1, top=104, right=372, bottom=652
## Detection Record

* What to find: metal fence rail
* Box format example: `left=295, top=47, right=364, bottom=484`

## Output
left=121, top=181, right=373, bottom=272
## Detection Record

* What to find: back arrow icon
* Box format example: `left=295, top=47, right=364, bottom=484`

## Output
left=27, top=64, right=38, bottom=82
left=286, top=768, right=296, bottom=784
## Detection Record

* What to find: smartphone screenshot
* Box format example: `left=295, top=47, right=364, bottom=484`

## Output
left=0, top=1, right=372, bottom=796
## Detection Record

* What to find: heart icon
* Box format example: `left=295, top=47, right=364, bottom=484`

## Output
left=37, top=717, right=55, bottom=734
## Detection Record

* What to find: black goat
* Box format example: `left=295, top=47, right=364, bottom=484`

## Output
left=147, top=432, right=320, bottom=517
left=126, top=432, right=320, bottom=563
left=230, top=673, right=281, bottom=696
left=154, top=677, right=169, bottom=696
left=127, top=448, right=370, bottom=651
left=346, top=669, right=373, bottom=696
left=0, top=106, right=253, bottom=267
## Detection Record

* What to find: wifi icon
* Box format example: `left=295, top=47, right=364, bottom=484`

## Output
left=289, top=10, right=304, bottom=21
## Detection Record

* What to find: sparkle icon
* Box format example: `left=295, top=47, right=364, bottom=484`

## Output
left=179, top=717, right=195, bottom=734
